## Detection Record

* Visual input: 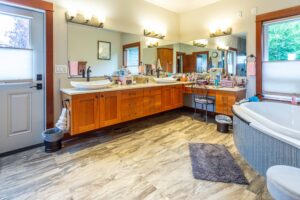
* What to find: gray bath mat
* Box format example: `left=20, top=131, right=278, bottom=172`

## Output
left=189, top=143, right=248, bottom=185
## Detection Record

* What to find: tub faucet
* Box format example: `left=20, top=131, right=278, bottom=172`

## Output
left=87, top=66, right=92, bottom=82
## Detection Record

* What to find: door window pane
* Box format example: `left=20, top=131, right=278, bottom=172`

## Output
left=0, top=13, right=31, bottom=49
left=0, top=13, right=32, bottom=81
left=0, top=48, right=32, bottom=81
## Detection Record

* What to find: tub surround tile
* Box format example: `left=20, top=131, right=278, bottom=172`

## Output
left=0, top=110, right=271, bottom=199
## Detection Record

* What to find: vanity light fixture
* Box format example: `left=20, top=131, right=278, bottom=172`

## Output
left=146, top=38, right=159, bottom=48
left=193, top=39, right=208, bottom=47
left=144, top=29, right=166, bottom=39
left=65, top=10, right=104, bottom=28
left=217, top=42, right=229, bottom=51
left=209, top=21, right=232, bottom=38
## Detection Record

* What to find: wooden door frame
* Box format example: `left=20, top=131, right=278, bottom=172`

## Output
left=1, top=0, right=54, bottom=128
left=256, top=5, right=300, bottom=96
left=122, top=42, right=141, bottom=67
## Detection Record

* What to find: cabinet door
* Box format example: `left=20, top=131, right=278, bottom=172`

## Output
left=172, top=85, right=183, bottom=107
left=227, top=96, right=236, bottom=116
left=144, top=94, right=162, bottom=116
left=99, top=91, right=121, bottom=127
left=121, top=97, right=144, bottom=121
left=144, top=88, right=162, bottom=115
left=215, top=95, right=228, bottom=115
left=162, top=86, right=173, bottom=111
left=71, top=93, right=99, bottom=135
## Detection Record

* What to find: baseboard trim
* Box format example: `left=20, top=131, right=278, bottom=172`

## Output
left=0, top=143, right=44, bottom=158
left=182, top=106, right=216, bottom=117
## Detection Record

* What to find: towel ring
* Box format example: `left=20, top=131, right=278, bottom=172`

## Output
left=246, top=54, right=256, bottom=62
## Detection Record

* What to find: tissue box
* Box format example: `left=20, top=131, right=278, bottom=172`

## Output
left=220, top=80, right=234, bottom=88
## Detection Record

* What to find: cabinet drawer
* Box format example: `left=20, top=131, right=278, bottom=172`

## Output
left=144, top=87, right=161, bottom=96
left=121, top=89, right=143, bottom=99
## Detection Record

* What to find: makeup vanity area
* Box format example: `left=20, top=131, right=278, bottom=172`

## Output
left=61, top=21, right=247, bottom=136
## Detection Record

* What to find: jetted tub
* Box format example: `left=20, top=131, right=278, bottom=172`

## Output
left=232, top=102, right=300, bottom=175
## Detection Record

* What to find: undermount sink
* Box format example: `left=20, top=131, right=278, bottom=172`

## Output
left=153, top=77, right=178, bottom=83
left=71, top=80, right=113, bottom=90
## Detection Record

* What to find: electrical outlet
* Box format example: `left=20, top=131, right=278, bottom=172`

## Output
left=55, top=65, right=68, bottom=74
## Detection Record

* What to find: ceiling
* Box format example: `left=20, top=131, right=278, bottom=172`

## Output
left=144, top=0, right=221, bottom=13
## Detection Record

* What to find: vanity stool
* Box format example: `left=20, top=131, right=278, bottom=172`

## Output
left=267, top=165, right=300, bottom=200
left=192, top=81, right=215, bottom=123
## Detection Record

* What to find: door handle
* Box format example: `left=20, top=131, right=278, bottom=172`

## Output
left=30, top=83, right=42, bottom=90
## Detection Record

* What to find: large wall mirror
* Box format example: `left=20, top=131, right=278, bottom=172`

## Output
left=179, top=33, right=247, bottom=76
left=67, top=23, right=247, bottom=77
left=67, top=23, right=178, bottom=77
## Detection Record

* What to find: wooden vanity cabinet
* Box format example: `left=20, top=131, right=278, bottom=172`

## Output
left=65, top=84, right=185, bottom=135
left=71, top=93, right=99, bottom=135
left=215, top=91, right=244, bottom=116
left=99, top=91, right=121, bottom=127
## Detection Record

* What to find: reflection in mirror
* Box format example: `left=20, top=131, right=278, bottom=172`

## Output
left=68, top=24, right=147, bottom=78
left=141, top=38, right=179, bottom=74
left=182, top=33, right=247, bottom=76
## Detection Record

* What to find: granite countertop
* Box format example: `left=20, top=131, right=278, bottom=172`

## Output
left=61, top=82, right=190, bottom=95
left=61, top=82, right=246, bottom=95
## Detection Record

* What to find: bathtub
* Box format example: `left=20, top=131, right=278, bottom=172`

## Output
left=232, top=102, right=300, bottom=175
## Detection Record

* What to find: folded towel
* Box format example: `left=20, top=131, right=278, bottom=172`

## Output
left=247, top=61, right=256, bottom=76
left=55, top=108, right=70, bottom=132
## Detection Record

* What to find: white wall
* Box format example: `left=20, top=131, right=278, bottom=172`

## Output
left=179, top=0, right=300, bottom=97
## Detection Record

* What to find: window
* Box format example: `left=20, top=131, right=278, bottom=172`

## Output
left=262, top=15, right=300, bottom=100
left=264, top=16, right=300, bottom=61
left=0, top=12, right=32, bottom=81
left=0, top=13, right=30, bottom=48
left=123, top=42, right=140, bottom=74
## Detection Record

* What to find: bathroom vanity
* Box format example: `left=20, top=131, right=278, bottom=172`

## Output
left=61, top=83, right=184, bottom=135
left=61, top=83, right=245, bottom=135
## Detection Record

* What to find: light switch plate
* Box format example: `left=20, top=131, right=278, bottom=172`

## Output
left=251, top=7, right=257, bottom=15
left=55, top=65, right=68, bottom=74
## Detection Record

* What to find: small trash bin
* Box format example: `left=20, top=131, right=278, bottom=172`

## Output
left=42, top=128, right=64, bottom=153
left=215, top=115, right=232, bottom=133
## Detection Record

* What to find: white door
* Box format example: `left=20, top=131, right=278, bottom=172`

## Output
left=0, top=4, right=45, bottom=154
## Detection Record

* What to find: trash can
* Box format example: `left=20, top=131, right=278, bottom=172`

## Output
left=42, top=128, right=64, bottom=153
left=215, top=115, right=232, bottom=133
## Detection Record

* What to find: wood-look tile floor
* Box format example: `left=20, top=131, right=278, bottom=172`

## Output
left=0, top=110, right=272, bottom=200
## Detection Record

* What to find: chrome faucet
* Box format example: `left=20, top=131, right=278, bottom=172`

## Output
left=87, top=66, right=92, bottom=82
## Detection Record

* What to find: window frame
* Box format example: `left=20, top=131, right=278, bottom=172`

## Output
left=256, top=5, right=300, bottom=98
left=122, top=42, right=140, bottom=68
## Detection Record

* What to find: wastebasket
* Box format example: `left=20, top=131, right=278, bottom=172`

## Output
left=42, top=128, right=64, bottom=153
left=215, top=115, right=232, bottom=133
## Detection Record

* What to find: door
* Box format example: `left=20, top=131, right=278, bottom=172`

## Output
left=99, top=91, right=121, bottom=127
left=0, top=4, right=46, bottom=153
left=71, top=94, right=99, bottom=135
